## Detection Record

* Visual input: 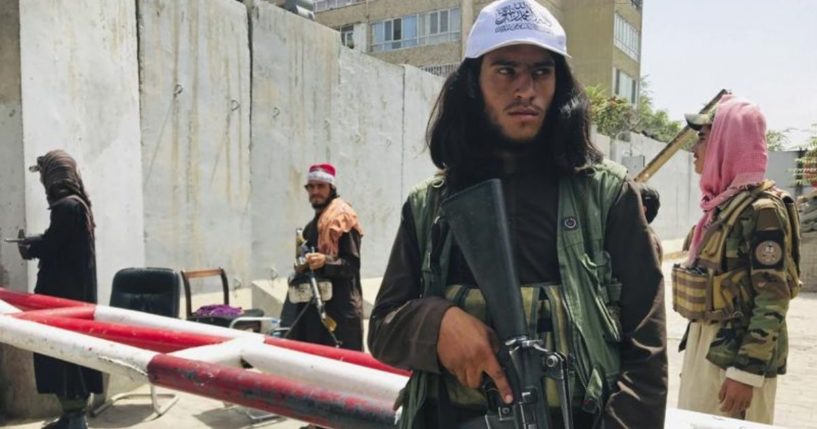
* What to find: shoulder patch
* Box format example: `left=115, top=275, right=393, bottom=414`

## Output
left=752, top=229, right=785, bottom=269
left=754, top=240, right=783, bottom=267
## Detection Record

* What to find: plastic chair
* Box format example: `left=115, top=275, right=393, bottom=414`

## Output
left=181, top=267, right=264, bottom=331
left=91, top=267, right=181, bottom=418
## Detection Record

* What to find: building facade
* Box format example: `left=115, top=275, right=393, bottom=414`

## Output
left=315, top=0, right=643, bottom=104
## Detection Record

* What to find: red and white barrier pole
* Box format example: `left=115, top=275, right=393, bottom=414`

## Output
left=0, top=314, right=398, bottom=429
left=0, top=287, right=409, bottom=376
left=149, top=354, right=397, bottom=429
left=0, top=315, right=156, bottom=382
left=0, top=298, right=20, bottom=314
left=12, top=309, right=408, bottom=401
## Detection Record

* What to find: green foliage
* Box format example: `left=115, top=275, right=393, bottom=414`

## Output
left=586, top=85, right=632, bottom=139
left=586, top=78, right=682, bottom=143
left=765, top=129, right=791, bottom=152
left=794, top=124, right=817, bottom=186
left=631, top=79, right=682, bottom=142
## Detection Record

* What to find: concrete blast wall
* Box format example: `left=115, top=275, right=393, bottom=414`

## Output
left=0, top=1, right=26, bottom=302
left=0, top=1, right=26, bottom=421
left=139, top=0, right=252, bottom=295
left=0, top=0, right=707, bottom=418
left=1, top=0, right=144, bottom=418
left=606, top=133, right=702, bottom=240
left=249, top=2, right=438, bottom=282
left=768, top=150, right=813, bottom=198
left=17, top=0, right=145, bottom=306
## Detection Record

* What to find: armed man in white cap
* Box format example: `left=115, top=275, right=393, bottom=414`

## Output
left=368, top=0, right=667, bottom=428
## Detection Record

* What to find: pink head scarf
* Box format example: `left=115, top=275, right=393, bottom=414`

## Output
left=686, top=96, right=768, bottom=265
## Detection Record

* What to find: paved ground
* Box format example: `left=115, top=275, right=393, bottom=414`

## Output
left=7, top=252, right=817, bottom=429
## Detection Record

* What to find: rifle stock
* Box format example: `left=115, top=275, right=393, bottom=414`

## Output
left=441, top=179, right=527, bottom=342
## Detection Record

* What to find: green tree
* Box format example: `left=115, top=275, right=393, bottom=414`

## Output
left=765, top=129, right=791, bottom=152
left=585, top=85, right=632, bottom=139
left=586, top=78, right=682, bottom=143
left=631, top=78, right=682, bottom=143
left=795, top=124, right=817, bottom=187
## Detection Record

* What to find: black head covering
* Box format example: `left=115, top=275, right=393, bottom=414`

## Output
left=32, top=150, right=95, bottom=233
left=639, top=183, right=660, bottom=224
left=33, top=150, right=91, bottom=208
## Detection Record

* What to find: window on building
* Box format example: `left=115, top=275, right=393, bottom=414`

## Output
left=419, top=8, right=460, bottom=46
left=614, top=13, right=640, bottom=61
left=371, top=7, right=460, bottom=53
left=340, top=25, right=355, bottom=49
left=630, top=0, right=642, bottom=11
left=614, top=68, right=638, bottom=105
left=372, top=17, right=411, bottom=52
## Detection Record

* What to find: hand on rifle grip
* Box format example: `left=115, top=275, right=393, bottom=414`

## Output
left=437, top=306, right=514, bottom=404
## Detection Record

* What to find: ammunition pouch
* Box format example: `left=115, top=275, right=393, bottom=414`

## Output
left=439, top=283, right=571, bottom=410
left=673, top=180, right=801, bottom=322
left=671, top=265, right=746, bottom=321
left=287, top=273, right=333, bottom=303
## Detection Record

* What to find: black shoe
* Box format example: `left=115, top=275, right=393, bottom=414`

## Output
left=41, top=415, right=68, bottom=429
left=64, top=411, right=88, bottom=429
left=42, top=411, right=87, bottom=429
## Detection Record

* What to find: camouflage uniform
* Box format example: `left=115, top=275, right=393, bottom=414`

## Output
left=675, top=183, right=800, bottom=423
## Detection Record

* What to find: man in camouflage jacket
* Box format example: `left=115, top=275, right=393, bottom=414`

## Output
left=675, top=96, right=800, bottom=424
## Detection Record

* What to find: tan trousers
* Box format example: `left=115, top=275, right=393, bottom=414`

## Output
left=678, top=322, right=777, bottom=424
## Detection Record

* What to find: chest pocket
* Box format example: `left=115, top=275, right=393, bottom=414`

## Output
left=439, top=283, right=572, bottom=410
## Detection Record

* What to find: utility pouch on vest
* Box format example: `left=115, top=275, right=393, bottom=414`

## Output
left=671, top=265, right=743, bottom=321
left=673, top=181, right=785, bottom=322
left=439, top=283, right=572, bottom=410
left=671, top=265, right=708, bottom=320
left=287, top=274, right=333, bottom=303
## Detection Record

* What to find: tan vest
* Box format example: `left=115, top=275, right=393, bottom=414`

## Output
left=672, top=181, right=801, bottom=322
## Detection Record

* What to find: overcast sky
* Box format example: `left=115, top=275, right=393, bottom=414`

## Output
left=641, top=0, right=817, bottom=149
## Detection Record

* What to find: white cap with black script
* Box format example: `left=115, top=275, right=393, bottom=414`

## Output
left=464, top=0, right=568, bottom=59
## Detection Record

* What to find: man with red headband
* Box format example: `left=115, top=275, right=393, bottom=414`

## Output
left=287, top=163, right=364, bottom=352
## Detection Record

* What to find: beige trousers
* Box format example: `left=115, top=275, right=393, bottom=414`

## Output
left=678, top=321, right=777, bottom=424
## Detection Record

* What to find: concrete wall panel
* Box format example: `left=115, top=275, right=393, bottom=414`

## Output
left=139, top=0, right=251, bottom=292
left=768, top=150, right=812, bottom=198
left=0, top=0, right=26, bottom=294
left=4, top=0, right=142, bottom=417
left=250, top=2, right=343, bottom=281
left=19, top=0, right=143, bottom=306
left=332, top=49, right=405, bottom=277
left=608, top=133, right=701, bottom=240
left=0, top=1, right=28, bottom=419
left=401, top=65, right=442, bottom=196
left=250, top=2, right=440, bottom=281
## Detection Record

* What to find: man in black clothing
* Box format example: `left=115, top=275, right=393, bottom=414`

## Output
left=286, top=163, right=364, bottom=352
left=18, top=149, right=102, bottom=429
left=367, top=0, right=667, bottom=427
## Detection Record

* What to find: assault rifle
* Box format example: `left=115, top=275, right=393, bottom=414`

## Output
left=441, top=179, right=573, bottom=429
left=292, top=228, right=340, bottom=346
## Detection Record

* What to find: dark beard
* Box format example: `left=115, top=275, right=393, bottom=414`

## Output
left=311, top=200, right=329, bottom=210
left=446, top=116, right=552, bottom=190
left=311, top=193, right=337, bottom=210
left=485, top=114, right=540, bottom=149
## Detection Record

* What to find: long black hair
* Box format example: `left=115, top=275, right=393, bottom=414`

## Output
left=427, top=53, right=602, bottom=189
